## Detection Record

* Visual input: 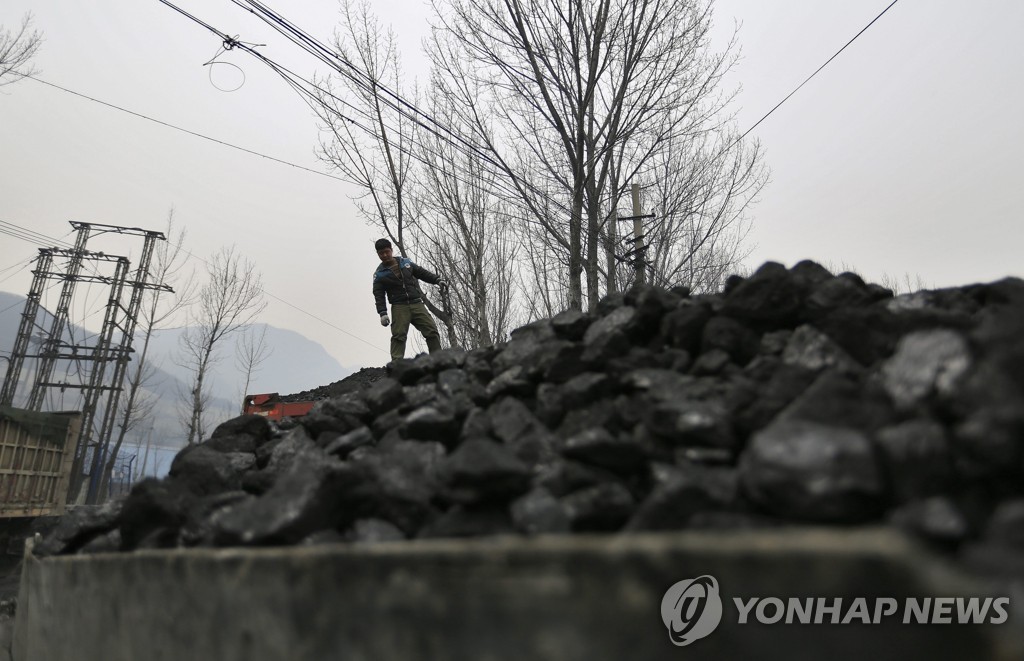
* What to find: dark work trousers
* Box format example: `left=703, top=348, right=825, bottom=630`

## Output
left=390, top=301, right=442, bottom=361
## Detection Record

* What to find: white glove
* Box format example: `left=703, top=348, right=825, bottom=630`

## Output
left=380, top=314, right=390, bottom=327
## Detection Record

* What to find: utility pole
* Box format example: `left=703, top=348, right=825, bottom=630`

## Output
left=631, top=183, right=645, bottom=285
left=618, top=184, right=653, bottom=288
left=606, top=206, right=618, bottom=294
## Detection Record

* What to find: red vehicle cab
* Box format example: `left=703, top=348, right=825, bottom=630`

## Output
left=242, top=393, right=315, bottom=421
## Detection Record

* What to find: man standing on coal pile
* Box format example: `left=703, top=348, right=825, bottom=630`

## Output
left=372, top=238, right=448, bottom=361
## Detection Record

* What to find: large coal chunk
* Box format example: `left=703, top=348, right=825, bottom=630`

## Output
left=302, top=393, right=372, bottom=437
left=362, top=377, right=405, bottom=416
left=781, top=324, right=861, bottom=374
left=168, top=444, right=256, bottom=497
left=623, top=284, right=680, bottom=343
left=949, top=407, right=1024, bottom=481
left=401, top=402, right=462, bottom=446
left=493, top=325, right=570, bottom=377
left=436, top=368, right=486, bottom=403
left=510, top=488, right=571, bottom=534
left=734, top=360, right=818, bottom=435
left=889, top=497, right=971, bottom=548
left=777, top=370, right=896, bottom=433
left=322, top=426, right=376, bottom=459
left=811, top=307, right=902, bottom=367
left=35, top=499, right=125, bottom=556
left=558, top=372, right=614, bottom=409
left=207, top=445, right=355, bottom=546
left=740, top=419, right=886, bottom=522
left=342, top=440, right=446, bottom=535
left=247, top=427, right=320, bottom=492
left=118, top=478, right=198, bottom=550
left=486, top=397, right=556, bottom=465
left=413, top=348, right=468, bottom=379
left=560, top=482, right=636, bottom=531
left=535, top=460, right=620, bottom=498
left=720, top=262, right=804, bottom=328
left=700, top=316, right=760, bottom=367
left=387, top=357, right=430, bottom=385
left=805, top=272, right=880, bottom=316
left=660, top=301, right=712, bottom=354
left=788, top=259, right=834, bottom=290
left=179, top=491, right=253, bottom=547
left=550, top=309, right=592, bottom=341
left=560, top=427, right=650, bottom=474
left=486, top=365, right=536, bottom=399
left=206, top=414, right=275, bottom=452
left=438, top=439, right=533, bottom=504
left=880, top=329, right=972, bottom=411
left=643, top=397, right=737, bottom=452
left=542, top=343, right=591, bottom=384
left=874, top=420, right=955, bottom=504
left=626, top=462, right=739, bottom=531
left=583, top=306, right=637, bottom=345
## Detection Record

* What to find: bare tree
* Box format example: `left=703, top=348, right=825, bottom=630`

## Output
left=879, top=272, right=929, bottom=296
left=0, top=13, right=42, bottom=86
left=235, top=323, right=271, bottom=412
left=631, top=127, right=766, bottom=293
left=409, top=80, right=521, bottom=348
left=315, top=0, right=416, bottom=250
left=96, top=212, right=195, bottom=500
left=179, top=246, right=265, bottom=445
left=429, top=0, right=763, bottom=311
left=314, top=0, right=466, bottom=341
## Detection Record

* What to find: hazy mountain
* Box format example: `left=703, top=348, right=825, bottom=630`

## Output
left=142, top=323, right=351, bottom=403
left=0, top=291, right=350, bottom=452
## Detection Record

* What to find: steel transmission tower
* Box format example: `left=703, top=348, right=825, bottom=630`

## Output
left=0, top=222, right=172, bottom=503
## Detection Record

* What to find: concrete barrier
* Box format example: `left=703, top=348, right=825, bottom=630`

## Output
left=12, top=528, right=1024, bottom=661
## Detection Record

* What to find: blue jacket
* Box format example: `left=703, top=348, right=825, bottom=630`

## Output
left=372, top=257, right=440, bottom=316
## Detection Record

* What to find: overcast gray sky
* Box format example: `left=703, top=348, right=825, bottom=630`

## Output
left=1, top=0, right=1022, bottom=371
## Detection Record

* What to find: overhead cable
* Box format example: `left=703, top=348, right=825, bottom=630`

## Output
left=738, top=0, right=901, bottom=142
left=23, top=75, right=352, bottom=184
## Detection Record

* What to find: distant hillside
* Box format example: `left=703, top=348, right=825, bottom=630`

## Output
left=143, top=324, right=350, bottom=401
left=0, top=291, right=351, bottom=451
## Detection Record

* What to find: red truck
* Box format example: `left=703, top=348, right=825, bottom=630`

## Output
left=241, top=393, right=316, bottom=422
left=241, top=368, right=387, bottom=422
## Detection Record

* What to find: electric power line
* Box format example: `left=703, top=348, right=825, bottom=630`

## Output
left=157, top=0, right=572, bottom=217
left=0, top=221, right=74, bottom=250
left=236, top=0, right=577, bottom=210
left=738, top=0, right=900, bottom=142
left=639, top=0, right=901, bottom=195
left=0, top=257, right=37, bottom=287
left=22, top=65, right=545, bottom=237
left=23, top=75, right=351, bottom=185
left=176, top=245, right=385, bottom=354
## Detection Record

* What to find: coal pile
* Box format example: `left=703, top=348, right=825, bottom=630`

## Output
left=277, top=367, right=387, bottom=405
left=38, top=261, right=1024, bottom=577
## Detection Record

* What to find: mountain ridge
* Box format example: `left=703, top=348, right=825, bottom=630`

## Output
left=0, top=290, right=352, bottom=449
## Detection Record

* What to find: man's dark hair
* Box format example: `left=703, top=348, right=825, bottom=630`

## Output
left=374, top=238, right=392, bottom=251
